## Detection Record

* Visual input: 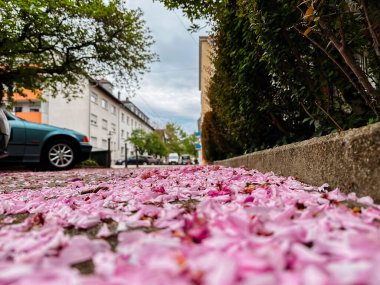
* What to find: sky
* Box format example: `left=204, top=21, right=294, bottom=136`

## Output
left=124, top=0, right=210, bottom=134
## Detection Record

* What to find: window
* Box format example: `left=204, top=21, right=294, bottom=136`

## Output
left=127, top=117, right=130, bottom=125
left=90, top=114, right=98, bottom=126
left=14, top=107, right=23, bottom=112
left=111, top=105, right=116, bottom=115
left=101, top=99, right=108, bottom=109
left=111, top=123, right=116, bottom=133
left=102, top=119, right=108, bottom=130
left=91, top=93, right=98, bottom=104
left=121, top=130, right=125, bottom=139
left=121, top=113, right=125, bottom=122
left=30, top=108, right=40, bottom=112
left=102, top=139, right=107, bottom=148
left=90, top=136, right=97, bottom=146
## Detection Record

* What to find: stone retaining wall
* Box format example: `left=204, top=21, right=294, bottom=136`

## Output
left=215, top=122, right=380, bottom=201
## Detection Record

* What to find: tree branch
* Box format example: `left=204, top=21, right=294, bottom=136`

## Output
left=360, top=0, right=380, bottom=60
left=294, top=25, right=378, bottom=116
left=318, top=18, right=380, bottom=105
left=315, top=101, right=343, bottom=131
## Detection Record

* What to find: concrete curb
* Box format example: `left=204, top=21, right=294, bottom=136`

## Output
left=215, top=122, right=380, bottom=201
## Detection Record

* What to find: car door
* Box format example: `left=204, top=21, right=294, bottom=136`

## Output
left=5, top=112, right=26, bottom=157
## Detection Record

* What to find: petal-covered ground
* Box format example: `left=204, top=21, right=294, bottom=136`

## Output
left=0, top=166, right=379, bottom=285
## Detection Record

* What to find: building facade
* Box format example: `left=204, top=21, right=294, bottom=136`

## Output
left=199, top=36, right=214, bottom=164
left=12, top=79, right=154, bottom=163
left=199, top=36, right=213, bottom=125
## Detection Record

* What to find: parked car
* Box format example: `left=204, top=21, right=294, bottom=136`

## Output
left=116, top=156, right=157, bottom=166
left=168, top=153, right=179, bottom=165
left=115, top=159, right=125, bottom=165
left=180, top=154, right=192, bottom=165
left=146, top=156, right=162, bottom=165
left=126, top=155, right=149, bottom=165
left=0, top=109, right=92, bottom=170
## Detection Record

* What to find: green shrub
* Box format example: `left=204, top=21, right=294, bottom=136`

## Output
left=80, top=159, right=99, bottom=167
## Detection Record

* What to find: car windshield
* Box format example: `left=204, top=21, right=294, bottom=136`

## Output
left=2, top=109, right=26, bottom=121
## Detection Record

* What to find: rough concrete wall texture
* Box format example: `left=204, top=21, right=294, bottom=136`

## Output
left=215, top=122, right=380, bottom=201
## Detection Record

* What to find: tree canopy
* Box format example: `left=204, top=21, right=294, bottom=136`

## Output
left=159, top=0, right=380, bottom=161
left=128, top=129, right=148, bottom=155
left=0, top=0, right=156, bottom=103
left=145, top=132, right=168, bottom=157
left=127, top=126, right=197, bottom=160
left=182, top=133, right=198, bottom=157
left=164, top=122, right=186, bottom=156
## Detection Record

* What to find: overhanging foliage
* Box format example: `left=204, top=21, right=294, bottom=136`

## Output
left=160, top=0, right=380, bottom=161
left=0, top=0, right=156, bottom=102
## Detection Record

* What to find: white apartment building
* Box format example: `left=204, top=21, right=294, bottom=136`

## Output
left=13, top=79, right=155, bottom=163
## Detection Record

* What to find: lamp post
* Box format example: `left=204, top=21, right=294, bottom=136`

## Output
left=107, top=134, right=111, bottom=168
left=135, top=148, right=139, bottom=169
left=124, top=139, right=128, bottom=169
left=107, top=130, right=115, bottom=168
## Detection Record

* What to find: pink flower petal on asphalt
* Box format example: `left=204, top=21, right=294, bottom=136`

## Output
left=0, top=263, right=35, bottom=283
left=93, top=251, right=117, bottom=277
left=357, top=196, right=374, bottom=205
left=1, top=166, right=380, bottom=285
left=96, top=224, right=111, bottom=238
left=57, top=235, right=109, bottom=265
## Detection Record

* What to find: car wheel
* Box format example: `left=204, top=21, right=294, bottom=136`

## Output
left=43, top=139, right=77, bottom=170
left=143, top=162, right=148, bottom=165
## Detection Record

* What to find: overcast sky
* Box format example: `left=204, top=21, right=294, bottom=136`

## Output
left=124, top=0, right=210, bottom=134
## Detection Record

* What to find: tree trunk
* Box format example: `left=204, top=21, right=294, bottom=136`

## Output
left=319, top=19, right=380, bottom=105
left=361, top=0, right=380, bottom=60
left=295, top=26, right=378, bottom=116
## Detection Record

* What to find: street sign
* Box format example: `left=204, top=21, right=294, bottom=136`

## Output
left=195, top=143, right=201, bottom=150
left=195, top=132, right=201, bottom=137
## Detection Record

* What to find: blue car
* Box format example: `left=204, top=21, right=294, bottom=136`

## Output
left=0, top=110, right=92, bottom=170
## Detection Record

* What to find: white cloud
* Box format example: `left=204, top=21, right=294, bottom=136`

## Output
left=130, top=85, right=201, bottom=133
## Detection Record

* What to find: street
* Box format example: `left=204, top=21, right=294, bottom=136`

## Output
left=0, top=165, right=379, bottom=284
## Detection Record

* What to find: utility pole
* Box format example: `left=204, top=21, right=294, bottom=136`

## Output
left=135, top=148, right=139, bottom=168
left=107, top=136, right=111, bottom=168
left=124, top=140, right=128, bottom=168
left=107, top=130, right=114, bottom=168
